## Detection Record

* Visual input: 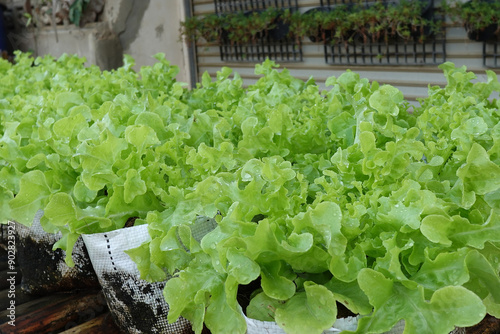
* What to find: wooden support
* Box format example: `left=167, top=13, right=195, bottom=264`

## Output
left=0, top=290, right=108, bottom=334
left=59, top=312, right=121, bottom=334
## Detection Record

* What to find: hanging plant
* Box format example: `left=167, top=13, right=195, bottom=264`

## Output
left=286, top=1, right=440, bottom=47
left=290, top=7, right=330, bottom=44
left=180, top=8, right=287, bottom=45
left=446, top=0, right=500, bottom=41
left=225, top=9, right=280, bottom=45
left=268, top=9, right=291, bottom=41
left=180, top=14, right=224, bottom=44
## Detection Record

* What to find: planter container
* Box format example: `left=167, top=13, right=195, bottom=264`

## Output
left=244, top=315, right=466, bottom=333
left=466, top=23, right=498, bottom=42
left=82, top=224, right=192, bottom=334
left=304, top=7, right=333, bottom=43
left=14, top=210, right=99, bottom=295
left=463, top=0, right=499, bottom=42
left=269, top=12, right=290, bottom=41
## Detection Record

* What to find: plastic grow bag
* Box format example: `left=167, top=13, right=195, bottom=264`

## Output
left=13, top=210, right=99, bottom=295
left=245, top=315, right=359, bottom=333
left=244, top=316, right=467, bottom=334
left=82, top=224, right=192, bottom=334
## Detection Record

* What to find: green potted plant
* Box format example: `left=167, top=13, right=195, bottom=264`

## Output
left=179, top=15, right=202, bottom=43
left=180, top=14, right=225, bottom=44
left=446, top=0, right=500, bottom=41
left=225, top=9, right=280, bottom=45
left=394, top=0, right=441, bottom=43
left=289, top=6, right=352, bottom=45
left=181, top=8, right=292, bottom=46
left=290, top=7, right=329, bottom=44
left=350, top=0, right=439, bottom=45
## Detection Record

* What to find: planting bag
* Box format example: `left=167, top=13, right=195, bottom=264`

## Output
left=245, top=315, right=359, bottom=333
left=244, top=316, right=466, bottom=334
left=82, top=224, right=192, bottom=334
left=14, top=210, right=99, bottom=295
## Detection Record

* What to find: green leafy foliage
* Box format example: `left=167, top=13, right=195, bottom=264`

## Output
left=1, top=53, right=499, bottom=334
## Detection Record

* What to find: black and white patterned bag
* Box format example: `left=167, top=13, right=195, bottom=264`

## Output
left=82, top=217, right=218, bottom=334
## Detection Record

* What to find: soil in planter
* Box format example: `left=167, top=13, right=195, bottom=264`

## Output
left=16, top=234, right=99, bottom=295
left=101, top=271, right=193, bottom=334
left=238, top=277, right=263, bottom=313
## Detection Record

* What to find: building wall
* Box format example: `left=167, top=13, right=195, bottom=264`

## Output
left=3, top=0, right=192, bottom=83
left=192, top=0, right=500, bottom=101
left=107, top=0, right=191, bottom=84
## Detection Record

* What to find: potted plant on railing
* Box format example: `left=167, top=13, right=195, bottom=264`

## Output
left=288, top=5, right=351, bottom=45
left=289, top=7, right=327, bottom=44
left=399, top=0, right=442, bottom=43
left=179, top=15, right=202, bottom=43
left=352, top=2, right=384, bottom=44
left=180, top=14, right=224, bottom=44
left=268, top=9, right=291, bottom=41
left=181, top=8, right=289, bottom=46
left=446, top=0, right=500, bottom=41
left=225, top=9, right=281, bottom=45
left=350, top=0, right=439, bottom=45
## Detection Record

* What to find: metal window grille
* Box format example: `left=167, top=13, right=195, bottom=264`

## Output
left=213, top=0, right=303, bottom=62
left=319, top=0, right=446, bottom=66
left=214, top=0, right=298, bottom=14
left=483, top=42, right=500, bottom=68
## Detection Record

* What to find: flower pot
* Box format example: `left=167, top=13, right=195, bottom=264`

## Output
left=82, top=224, right=192, bottom=334
left=269, top=12, right=290, bottom=41
left=303, top=7, right=334, bottom=43
left=13, top=210, right=99, bottom=295
left=466, top=23, right=498, bottom=42
left=411, top=0, right=437, bottom=42
left=462, top=0, right=499, bottom=42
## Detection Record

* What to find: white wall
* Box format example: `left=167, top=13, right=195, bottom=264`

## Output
left=114, top=0, right=191, bottom=84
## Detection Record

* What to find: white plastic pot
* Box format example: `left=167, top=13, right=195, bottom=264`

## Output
left=82, top=224, right=192, bottom=334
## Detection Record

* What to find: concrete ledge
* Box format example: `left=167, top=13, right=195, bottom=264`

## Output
left=15, top=22, right=123, bottom=70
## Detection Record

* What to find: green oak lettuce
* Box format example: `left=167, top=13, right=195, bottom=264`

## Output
left=126, top=61, right=500, bottom=334
left=1, top=53, right=499, bottom=334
